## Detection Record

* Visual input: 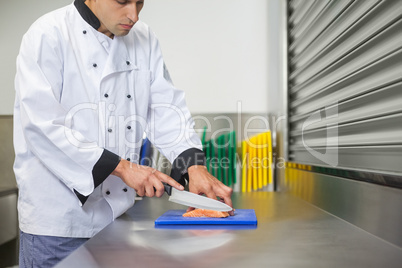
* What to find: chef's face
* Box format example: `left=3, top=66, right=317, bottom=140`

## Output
left=86, top=0, right=144, bottom=38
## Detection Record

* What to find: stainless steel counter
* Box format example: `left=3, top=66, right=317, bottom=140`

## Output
left=56, top=192, right=402, bottom=268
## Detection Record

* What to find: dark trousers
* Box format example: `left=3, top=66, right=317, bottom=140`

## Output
left=19, top=230, right=89, bottom=268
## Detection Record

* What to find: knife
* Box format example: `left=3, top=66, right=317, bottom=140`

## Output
left=161, top=183, right=232, bottom=212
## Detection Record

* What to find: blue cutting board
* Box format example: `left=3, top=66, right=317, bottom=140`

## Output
left=154, top=209, right=257, bottom=225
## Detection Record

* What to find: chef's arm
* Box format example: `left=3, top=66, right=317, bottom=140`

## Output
left=145, top=30, right=233, bottom=210
left=110, top=158, right=184, bottom=198
left=145, top=31, right=205, bottom=168
left=15, top=28, right=114, bottom=203
left=170, top=148, right=206, bottom=185
left=74, top=150, right=121, bottom=204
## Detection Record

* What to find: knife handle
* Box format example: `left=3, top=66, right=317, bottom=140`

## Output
left=154, top=182, right=172, bottom=196
left=163, top=182, right=172, bottom=195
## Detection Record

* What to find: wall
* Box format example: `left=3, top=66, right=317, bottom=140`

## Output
left=140, top=0, right=270, bottom=114
left=0, top=116, right=15, bottom=188
left=0, top=0, right=72, bottom=115
left=0, top=0, right=272, bottom=115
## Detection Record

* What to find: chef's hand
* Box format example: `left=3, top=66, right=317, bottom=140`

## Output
left=187, top=165, right=234, bottom=216
left=111, top=159, right=184, bottom=197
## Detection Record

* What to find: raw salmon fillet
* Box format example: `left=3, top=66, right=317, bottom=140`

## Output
left=182, top=209, right=230, bottom=218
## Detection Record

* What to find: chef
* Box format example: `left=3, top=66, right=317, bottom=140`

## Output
left=13, top=0, right=233, bottom=267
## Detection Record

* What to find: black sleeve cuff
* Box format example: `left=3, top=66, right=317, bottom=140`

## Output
left=74, top=149, right=121, bottom=205
left=170, top=148, right=206, bottom=186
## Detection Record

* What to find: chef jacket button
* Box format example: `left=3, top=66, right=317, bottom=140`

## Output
left=93, top=63, right=97, bottom=68
left=83, top=30, right=87, bottom=34
left=127, top=158, right=131, bottom=161
left=108, top=128, right=112, bottom=133
left=126, top=61, right=130, bottom=65
left=106, top=190, right=110, bottom=195
left=127, top=94, right=131, bottom=99
left=127, top=125, right=131, bottom=130
left=123, top=188, right=128, bottom=192
left=104, top=93, right=109, bottom=98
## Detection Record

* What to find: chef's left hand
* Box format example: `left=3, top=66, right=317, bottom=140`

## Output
left=186, top=165, right=234, bottom=216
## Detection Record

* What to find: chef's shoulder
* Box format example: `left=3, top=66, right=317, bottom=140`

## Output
left=129, top=20, right=158, bottom=44
left=22, top=6, right=69, bottom=45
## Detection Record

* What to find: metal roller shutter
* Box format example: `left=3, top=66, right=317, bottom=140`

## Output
left=287, top=0, right=402, bottom=177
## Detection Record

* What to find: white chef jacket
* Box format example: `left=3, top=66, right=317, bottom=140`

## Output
left=14, top=2, right=202, bottom=238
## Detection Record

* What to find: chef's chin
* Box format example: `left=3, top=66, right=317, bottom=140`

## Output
left=113, top=29, right=132, bottom=37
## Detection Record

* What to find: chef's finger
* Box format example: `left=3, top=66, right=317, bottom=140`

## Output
left=136, top=187, right=145, bottom=197
left=204, top=190, right=218, bottom=200
left=155, top=171, right=184, bottom=190
left=219, top=196, right=235, bottom=215
left=221, top=196, right=233, bottom=208
left=152, top=179, right=165, bottom=198
left=144, top=182, right=155, bottom=198
left=186, top=207, right=195, bottom=213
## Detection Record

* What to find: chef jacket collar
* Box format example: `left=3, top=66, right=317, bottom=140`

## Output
left=74, top=0, right=101, bottom=30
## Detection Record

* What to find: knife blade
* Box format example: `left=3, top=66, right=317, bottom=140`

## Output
left=161, top=183, right=232, bottom=212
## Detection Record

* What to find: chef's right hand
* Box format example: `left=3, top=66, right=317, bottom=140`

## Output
left=111, top=159, right=184, bottom=197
